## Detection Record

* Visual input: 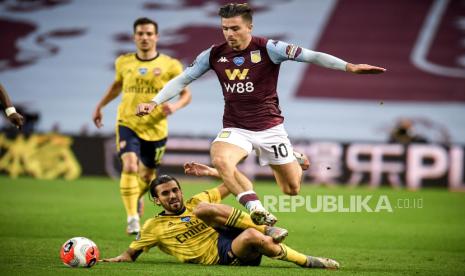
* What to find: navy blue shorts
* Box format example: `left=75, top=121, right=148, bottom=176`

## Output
left=117, top=125, right=167, bottom=169
left=217, top=228, right=262, bottom=266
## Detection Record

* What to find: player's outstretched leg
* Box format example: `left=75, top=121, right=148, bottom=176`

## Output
left=231, top=229, right=339, bottom=269
left=211, top=142, right=278, bottom=226
left=274, top=243, right=340, bottom=269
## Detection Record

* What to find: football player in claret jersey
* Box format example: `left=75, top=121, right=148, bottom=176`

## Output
left=136, top=3, right=385, bottom=226
left=92, top=17, right=192, bottom=234
left=102, top=162, right=339, bottom=269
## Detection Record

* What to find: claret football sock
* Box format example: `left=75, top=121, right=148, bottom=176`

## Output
left=236, top=191, right=278, bottom=226
left=236, top=191, right=264, bottom=212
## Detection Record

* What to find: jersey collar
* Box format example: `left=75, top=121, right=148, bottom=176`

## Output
left=158, top=206, right=186, bottom=216
left=135, top=52, right=160, bottom=62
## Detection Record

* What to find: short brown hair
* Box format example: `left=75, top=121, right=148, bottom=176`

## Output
left=149, top=175, right=181, bottom=198
left=218, top=3, right=253, bottom=22
left=133, top=17, right=158, bottom=34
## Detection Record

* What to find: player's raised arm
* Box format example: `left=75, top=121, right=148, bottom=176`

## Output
left=184, top=161, right=220, bottom=178
left=266, top=40, right=386, bottom=74
left=136, top=47, right=213, bottom=117
left=184, top=162, right=230, bottom=199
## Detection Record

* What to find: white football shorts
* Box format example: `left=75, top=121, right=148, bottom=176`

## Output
left=212, top=124, right=296, bottom=166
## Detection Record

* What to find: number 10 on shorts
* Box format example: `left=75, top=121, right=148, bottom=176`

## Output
left=271, top=143, right=288, bottom=158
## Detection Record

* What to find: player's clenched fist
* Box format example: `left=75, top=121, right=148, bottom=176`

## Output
left=136, top=102, right=157, bottom=116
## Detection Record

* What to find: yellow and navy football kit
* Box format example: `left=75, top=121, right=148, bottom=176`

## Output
left=114, top=53, right=182, bottom=168
left=129, top=188, right=262, bottom=265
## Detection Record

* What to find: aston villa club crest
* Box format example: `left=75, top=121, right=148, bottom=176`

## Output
left=250, top=50, right=261, bottom=63
left=138, top=67, right=147, bottom=75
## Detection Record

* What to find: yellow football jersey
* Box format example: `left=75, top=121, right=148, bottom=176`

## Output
left=129, top=188, right=222, bottom=264
left=114, top=53, right=183, bottom=141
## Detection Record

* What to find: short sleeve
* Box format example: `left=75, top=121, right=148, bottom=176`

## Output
left=186, top=188, right=221, bottom=207
left=129, top=219, right=159, bottom=252
left=114, top=56, right=123, bottom=82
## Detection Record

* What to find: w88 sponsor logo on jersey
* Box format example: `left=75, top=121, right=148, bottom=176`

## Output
left=223, top=68, right=254, bottom=93
left=223, top=82, right=254, bottom=93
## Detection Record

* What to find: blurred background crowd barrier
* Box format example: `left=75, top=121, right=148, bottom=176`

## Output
left=1, top=133, right=464, bottom=190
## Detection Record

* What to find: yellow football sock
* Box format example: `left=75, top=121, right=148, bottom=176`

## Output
left=137, top=176, right=151, bottom=198
left=225, top=207, right=266, bottom=233
left=273, top=244, right=307, bottom=266
left=120, top=172, right=139, bottom=217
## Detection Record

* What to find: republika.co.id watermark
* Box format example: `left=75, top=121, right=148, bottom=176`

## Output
left=263, top=195, right=423, bottom=213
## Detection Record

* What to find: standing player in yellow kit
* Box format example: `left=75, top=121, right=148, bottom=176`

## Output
left=92, top=17, right=191, bottom=234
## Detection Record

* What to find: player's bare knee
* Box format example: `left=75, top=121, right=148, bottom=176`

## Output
left=241, top=229, right=264, bottom=246
left=122, top=162, right=138, bottom=173
left=211, top=156, right=234, bottom=174
left=282, top=182, right=300, bottom=196
left=139, top=172, right=154, bottom=184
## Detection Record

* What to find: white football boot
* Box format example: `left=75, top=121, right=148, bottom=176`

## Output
left=126, top=216, right=140, bottom=235
left=301, top=256, right=340, bottom=269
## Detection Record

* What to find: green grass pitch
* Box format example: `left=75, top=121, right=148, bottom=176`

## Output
left=1, top=176, right=464, bottom=275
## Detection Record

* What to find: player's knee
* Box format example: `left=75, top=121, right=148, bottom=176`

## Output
left=211, top=156, right=234, bottom=174
left=139, top=171, right=154, bottom=184
left=122, top=162, right=138, bottom=173
left=241, top=229, right=264, bottom=246
left=282, top=182, right=300, bottom=196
